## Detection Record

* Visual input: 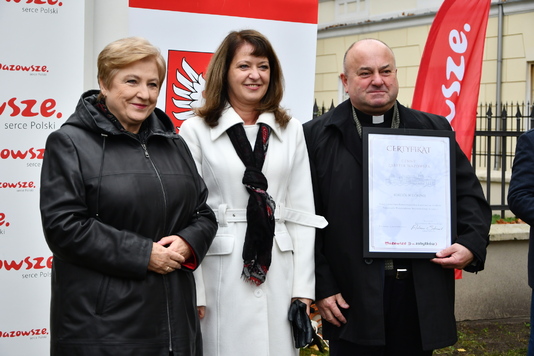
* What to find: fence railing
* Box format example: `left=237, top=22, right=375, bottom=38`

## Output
left=312, top=100, right=534, bottom=217
left=313, top=100, right=335, bottom=119
left=473, top=102, right=534, bottom=217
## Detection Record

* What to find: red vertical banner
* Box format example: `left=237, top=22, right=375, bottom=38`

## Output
left=412, top=0, right=490, bottom=160
left=411, top=0, right=490, bottom=280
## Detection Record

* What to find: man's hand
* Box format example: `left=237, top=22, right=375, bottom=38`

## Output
left=431, top=243, right=474, bottom=269
left=316, top=293, right=350, bottom=327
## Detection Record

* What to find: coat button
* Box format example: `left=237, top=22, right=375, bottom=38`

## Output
left=254, top=289, right=264, bottom=297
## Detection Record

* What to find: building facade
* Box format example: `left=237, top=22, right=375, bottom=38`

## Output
left=313, top=1, right=534, bottom=323
left=314, top=0, right=534, bottom=115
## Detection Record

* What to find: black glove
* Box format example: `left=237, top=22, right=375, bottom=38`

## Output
left=288, top=299, right=313, bottom=348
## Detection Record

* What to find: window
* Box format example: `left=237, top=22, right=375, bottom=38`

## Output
left=336, top=0, right=369, bottom=21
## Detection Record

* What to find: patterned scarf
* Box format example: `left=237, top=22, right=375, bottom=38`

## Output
left=226, top=123, right=276, bottom=285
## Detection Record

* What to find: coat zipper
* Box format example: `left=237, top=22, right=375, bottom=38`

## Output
left=140, top=142, right=168, bottom=233
left=140, top=140, right=173, bottom=352
left=140, top=142, right=150, bottom=158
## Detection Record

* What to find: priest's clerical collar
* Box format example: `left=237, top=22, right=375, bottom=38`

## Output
left=353, top=105, right=395, bottom=127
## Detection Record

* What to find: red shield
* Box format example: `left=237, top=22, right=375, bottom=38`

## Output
left=165, top=50, right=213, bottom=131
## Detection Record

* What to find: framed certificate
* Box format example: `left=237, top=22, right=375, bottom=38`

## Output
left=362, top=127, right=457, bottom=258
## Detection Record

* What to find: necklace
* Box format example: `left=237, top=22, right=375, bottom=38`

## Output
left=351, top=102, right=400, bottom=138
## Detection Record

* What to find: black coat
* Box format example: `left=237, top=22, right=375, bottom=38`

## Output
left=40, top=91, right=217, bottom=356
left=508, top=129, right=534, bottom=288
left=304, top=100, right=491, bottom=350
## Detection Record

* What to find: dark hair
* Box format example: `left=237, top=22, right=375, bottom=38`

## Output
left=195, top=29, right=290, bottom=127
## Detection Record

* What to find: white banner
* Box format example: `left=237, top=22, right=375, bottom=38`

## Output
left=0, top=2, right=316, bottom=354
left=128, top=0, right=318, bottom=130
left=0, top=1, right=85, bottom=355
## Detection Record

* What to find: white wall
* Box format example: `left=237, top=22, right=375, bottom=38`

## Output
left=83, top=0, right=129, bottom=91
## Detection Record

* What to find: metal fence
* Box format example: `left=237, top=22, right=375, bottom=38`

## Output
left=312, top=100, right=335, bottom=119
left=312, top=100, right=534, bottom=217
left=473, top=102, right=534, bottom=217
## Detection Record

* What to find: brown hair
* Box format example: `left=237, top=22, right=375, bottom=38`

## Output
left=97, top=37, right=166, bottom=100
left=195, top=29, right=290, bottom=127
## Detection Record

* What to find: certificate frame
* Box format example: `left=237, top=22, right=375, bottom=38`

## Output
left=362, top=127, right=457, bottom=258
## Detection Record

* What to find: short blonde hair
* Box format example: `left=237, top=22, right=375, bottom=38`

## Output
left=97, top=37, right=166, bottom=97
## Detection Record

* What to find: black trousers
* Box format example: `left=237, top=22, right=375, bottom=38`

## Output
left=329, top=272, right=433, bottom=356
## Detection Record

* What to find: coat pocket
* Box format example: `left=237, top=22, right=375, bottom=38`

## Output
left=95, top=275, right=111, bottom=315
left=206, top=234, right=234, bottom=255
left=274, top=227, right=294, bottom=252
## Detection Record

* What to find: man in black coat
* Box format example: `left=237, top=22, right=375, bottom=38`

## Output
left=304, top=39, right=491, bottom=355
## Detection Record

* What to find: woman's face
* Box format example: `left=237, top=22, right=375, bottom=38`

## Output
left=99, top=58, right=160, bottom=133
left=227, top=43, right=270, bottom=110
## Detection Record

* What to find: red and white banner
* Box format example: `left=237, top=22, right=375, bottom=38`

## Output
left=412, top=0, right=490, bottom=160
left=0, top=2, right=315, bottom=355
left=129, top=0, right=319, bottom=131
left=0, top=1, right=85, bottom=355
left=412, top=0, right=490, bottom=280
left=129, top=0, right=317, bottom=24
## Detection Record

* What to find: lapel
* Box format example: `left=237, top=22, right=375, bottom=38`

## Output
left=325, top=100, right=433, bottom=166
left=325, top=100, right=362, bottom=166
left=210, top=106, right=283, bottom=142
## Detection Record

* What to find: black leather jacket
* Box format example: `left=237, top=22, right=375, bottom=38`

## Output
left=40, top=90, right=216, bottom=356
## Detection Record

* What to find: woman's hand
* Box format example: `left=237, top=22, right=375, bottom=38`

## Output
left=148, top=240, right=186, bottom=274
left=158, top=235, right=193, bottom=261
left=197, top=306, right=206, bottom=319
left=291, top=297, right=313, bottom=315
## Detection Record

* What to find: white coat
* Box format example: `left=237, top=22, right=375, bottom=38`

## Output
left=179, top=107, right=326, bottom=356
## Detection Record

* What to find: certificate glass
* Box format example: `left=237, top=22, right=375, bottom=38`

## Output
left=362, top=128, right=456, bottom=258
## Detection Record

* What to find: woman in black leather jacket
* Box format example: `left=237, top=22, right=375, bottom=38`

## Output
left=39, top=37, right=216, bottom=356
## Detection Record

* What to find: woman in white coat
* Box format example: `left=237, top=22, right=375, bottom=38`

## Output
left=179, top=29, right=326, bottom=356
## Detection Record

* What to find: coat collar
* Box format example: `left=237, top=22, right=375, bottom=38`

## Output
left=321, top=99, right=411, bottom=165
left=323, top=99, right=362, bottom=164
left=325, top=99, right=354, bottom=130
left=210, top=106, right=284, bottom=142
left=325, top=99, right=411, bottom=129
left=65, top=90, right=176, bottom=138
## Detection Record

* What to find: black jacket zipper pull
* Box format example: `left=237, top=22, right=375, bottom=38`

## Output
left=141, top=143, right=149, bottom=158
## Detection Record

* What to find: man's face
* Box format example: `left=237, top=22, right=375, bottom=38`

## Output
left=340, top=40, right=399, bottom=116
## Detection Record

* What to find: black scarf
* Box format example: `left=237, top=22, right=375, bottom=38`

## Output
left=226, top=123, right=276, bottom=285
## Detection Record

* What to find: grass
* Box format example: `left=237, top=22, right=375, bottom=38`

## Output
left=433, top=319, right=529, bottom=356
left=300, top=346, right=328, bottom=356
left=491, top=214, right=522, bottom=224
left=299, top=319, right=530, bottom=356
